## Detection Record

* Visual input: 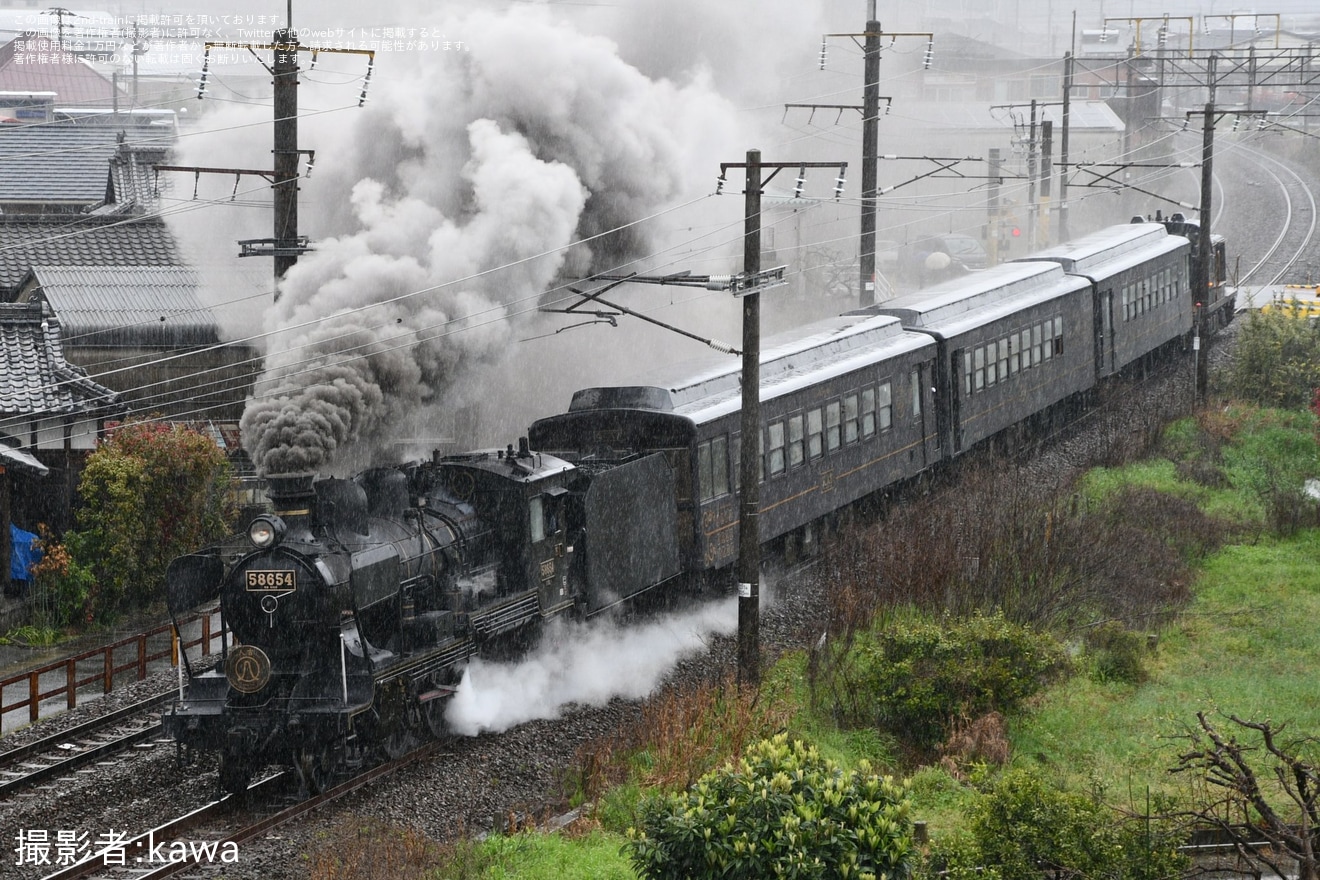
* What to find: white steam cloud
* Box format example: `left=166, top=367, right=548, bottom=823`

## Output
left=219, top=3, right=747, bottom=474
left=444, top=597, right=736, bottom=737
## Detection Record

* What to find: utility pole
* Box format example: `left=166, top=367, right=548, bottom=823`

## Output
left=1039, top=120, right=1053, bottom=247
left=988, top=147, right=1002, bottom=265
left=1059, top=51, right=1073, bottom=242
left=739, top=148, right=762, bottom=689
left=153, top=18, right=374, bottom=297
left=1195, top=55, right=1216, bottom=405
left=1027, top=99, right=1039, bottom=251
left=273, top=28, right=300, bottom=284
left=819, top=16, right=931, bottom=307
left=860, top=1, right=880, bottom=306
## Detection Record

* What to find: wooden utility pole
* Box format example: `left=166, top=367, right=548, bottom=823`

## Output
left=1059, top=51, right=1073, bottom=243
left=738, top=148, right=762, bottom=688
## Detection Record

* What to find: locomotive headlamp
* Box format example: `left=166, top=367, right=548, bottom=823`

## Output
left=248, top=515, right=286, bottom=549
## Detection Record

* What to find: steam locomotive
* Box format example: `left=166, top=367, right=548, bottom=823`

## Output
left=165, top=215, right=1231, bottom=794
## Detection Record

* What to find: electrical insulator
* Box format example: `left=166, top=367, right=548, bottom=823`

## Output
left=1099, top=28, right=1107, bottom=43
left=819, top=36, right=827, bottom=70
left=922, top=38, right=934, bottom=69
left=833, top=173, right=846, bottom=200
left=793, top=167, right=806, bottom=199
left=716, top=173, right=727, bottom=195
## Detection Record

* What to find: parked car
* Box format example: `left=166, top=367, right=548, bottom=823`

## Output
left=932, top=233, right=988, bottom=270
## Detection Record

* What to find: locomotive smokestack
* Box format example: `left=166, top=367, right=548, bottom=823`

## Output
left=265, top=472, right=318, bottom=536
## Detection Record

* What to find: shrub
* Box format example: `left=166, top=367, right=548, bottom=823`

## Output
left=626, top=733, right=915, bottom=880
left=819, top=611, right=1068, bottom=755
left=27, top=526, right=97, bottom=627
left=1225, top=307, right=1320, bottom=409
left=72, top=421, right=235, bottom=619
left=1082, top=620, right=1150, bottom=685
left=968, top=768, right=1188, bottom=880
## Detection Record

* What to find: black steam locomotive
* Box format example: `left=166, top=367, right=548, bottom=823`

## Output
left=166, top=216, right=1230, bottom=794
left=166, top=443, right=682, bottom=793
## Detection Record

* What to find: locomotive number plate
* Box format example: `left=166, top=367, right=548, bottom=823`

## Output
left=245, top=570, right=296, bottom=591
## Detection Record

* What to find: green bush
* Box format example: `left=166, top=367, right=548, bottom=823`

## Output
left=967, top=768, right=1187, bottom=880
left=625, top=733, right=915, bottom=880
left=72, top=421, right=235, bottom=620
left=1225, top=307, right=1320, bottom=409
left=1083, top=621, right=1150, bottom=685
left=837, top=612, right=1068, bottom=752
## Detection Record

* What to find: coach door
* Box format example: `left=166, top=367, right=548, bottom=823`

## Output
left=1095, top=284, right=1114, bottom=378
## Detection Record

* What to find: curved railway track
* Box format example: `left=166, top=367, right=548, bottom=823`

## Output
left=1223, top=143, right=1317, bottom=287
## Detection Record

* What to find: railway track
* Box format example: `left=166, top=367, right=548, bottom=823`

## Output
left=38, top=741, right=447, bottom=880
left=1224, top=143, right=1318, bottom=287
left=0, top=694, right=174, bottom=798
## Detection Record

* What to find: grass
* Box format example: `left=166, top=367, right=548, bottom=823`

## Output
left=1008, top=529, right=1320, bottom=803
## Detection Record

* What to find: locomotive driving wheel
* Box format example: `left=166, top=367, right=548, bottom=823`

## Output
left=296, top=746, right=334, bottom=795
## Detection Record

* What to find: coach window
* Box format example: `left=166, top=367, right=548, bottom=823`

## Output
left=1020, top=330, right=1031, bottom=370
left=1009, top=334, right=1020, bottom=374
left=826, top=401, right=842, bottom=452
left=861, top=387, right=876, bottom=437
left=997, top=339, right=1009, bottom=382
left=844, top=393, right=860, bottom=444
left=807, top=408, right=823, bottom=460
left=910, top=370, right=921, bottom=418
left=1053, top=317, right=1063, bottom=356
left=698, top=441, right=712, bottom=501
left=974, top=346, right=985, bottom=392
left=1032, top=324, right=1043, bottom=363
left=878, top=382, right=893, bottom=432
left=963, top=351, right=973, bottom=395
left=787, top=415, right=804, bottom=468
left=768, top=421, right=786, bottom=477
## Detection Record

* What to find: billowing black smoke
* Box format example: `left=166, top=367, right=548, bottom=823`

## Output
left=236, top=4, right=745, bottom=475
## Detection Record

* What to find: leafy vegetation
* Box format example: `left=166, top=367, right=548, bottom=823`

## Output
left=625, top=733, right=915, bottom=880
left=1225, top=305, right=1320, bottom=408
left=29, top=421, right=235, bottom=624
left=946, top=768, right=1187, bottom=880
left=811, top=610, right=1068, bottom=755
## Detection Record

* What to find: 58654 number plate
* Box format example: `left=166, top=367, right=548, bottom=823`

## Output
left=245, top=570, right=295, bottom=591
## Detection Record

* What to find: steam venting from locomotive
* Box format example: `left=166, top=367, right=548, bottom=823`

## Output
left=231, top=3, right=743, bottom=475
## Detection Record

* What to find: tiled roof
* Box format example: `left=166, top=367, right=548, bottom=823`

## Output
left=0, top=34, right=124, bottom=107
left=0, top=299, right=120, bottom=417
left=106, top=142, right=169, bottom=210
left=0, top=214, right=181, bottom=294
left=23, top=265, right=222, bottom=347
left=0, top=123, right=138, bottom=205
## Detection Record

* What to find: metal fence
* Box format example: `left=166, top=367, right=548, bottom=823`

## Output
left=0, top=609, right=224, bottom=728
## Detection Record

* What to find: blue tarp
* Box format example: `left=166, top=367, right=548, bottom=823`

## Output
left=9, top=524, right=40, bottom=582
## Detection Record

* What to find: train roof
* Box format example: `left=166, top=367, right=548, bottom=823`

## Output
left=868, top=261, right=1091, bottom=338
left=1018, top=222, right=1187, bottom=277
left=436, top=448, right=575, bottom=484
left=561, top=311, right=935, bottom=424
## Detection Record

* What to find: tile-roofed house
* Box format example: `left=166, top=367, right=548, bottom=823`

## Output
left=0, top=122, right=167, bottom=212
left=0, top=34, right=124, bottom=108
left=0, top=214, right=181, bottom=296
left=0, top=298, right=123, bottom=577
left=15, top=265, right=260, bottom=421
